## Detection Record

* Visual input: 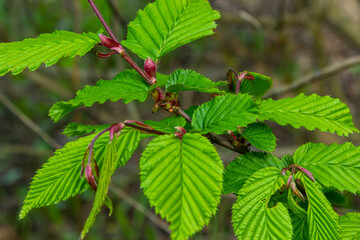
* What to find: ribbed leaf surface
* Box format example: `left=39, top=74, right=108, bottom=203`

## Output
left=240, top=72, right=272, bottom=100
left=294, top=142, right=360, bottom=194
left=0, top=30, right=99, bottom=76
left=140, top=134, right=223, bottom=239
left=122, top=0, right=220, bottom=61
left=223, top=152, right=283, bottom=194
left=287, top=189, right=308, bottom=240
left=232, top=167, right=292, bottom=240
left=166, top=69, right=226, bottom=94
left=300, top=174, right=340, bottom=240
left=81, top=138, right=118, bottom=239
left=259, top=94, right=358, bottom=136
left=339, top=213, right=360, bottom=240
left=145, top=116, right=186, bottom=133
left=241, top=122, right=277, bottom=152
left=192, top=94, right=258, bottom=134
left=63, top=123, right=110, bottom=137
left=49, top=70, right=150, bottom=122
left=20, top=130, right=140, bottom=219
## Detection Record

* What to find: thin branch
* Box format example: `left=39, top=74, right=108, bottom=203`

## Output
left=109, top=185, right=170, bottom=234
left=266, top=55, right=360, bottom=98
left=0, top=92, right=61, bottom=149
left=87, top=0, right=118, bottom=41
left=124, top=122, right=166, bottom=136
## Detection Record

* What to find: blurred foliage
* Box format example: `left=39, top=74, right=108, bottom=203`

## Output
left=0, top=0, right=359, bottom=239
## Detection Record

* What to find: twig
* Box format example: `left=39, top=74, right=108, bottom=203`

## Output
left=0, top=92, right=61, bottom=149
left=266, top=55, right=360, bottom=98
left=109, top=185, right=170, bottom=234
left=124, top=122, right=166, bottom=136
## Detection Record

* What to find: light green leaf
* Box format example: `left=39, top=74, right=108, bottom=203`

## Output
left=240, top=72, right=272, bottom=100
left=294, top=142, right=360, bottom=194
left=287, top=189, right=308, bottom=240
left=0, top=30, right=99, bottom=76
left=339, top=212, right=360, bottom=240
left=165, top=69, right=226, bottom=94
left=241, top=122, right=277, bottom=152
left=49, top=70, right=150, bottom=122
left=140, top=133, right=223, bottom=239
left=300, top=173, right=340, bottom=240
left=232, top=167, right=292, bottom=240
left=122, top=0, right=220, bottom=61
left=192, top=94, right=258, bottom=134
left=259, top=93, right=359, bottom=136
left=20, top=129, right=140, bottom=219
left=63, top=123, right=110, bottom=137
left=145, top=116, right=186, bottom=133
left=81, top=137, right=118, bottom=239
left=223, top=152, right=283, bottom=194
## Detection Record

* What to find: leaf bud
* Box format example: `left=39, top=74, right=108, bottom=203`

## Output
left=98, top=34, right=125, bottom=55
left=85, top=164, right=98, bottom=191
left=144, top=58, right=157, bottom=83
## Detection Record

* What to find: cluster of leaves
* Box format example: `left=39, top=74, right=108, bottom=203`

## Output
left=1, top=0, right=360, bottom=239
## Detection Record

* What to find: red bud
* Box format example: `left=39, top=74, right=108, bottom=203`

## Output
left=98, top=34, right=125, bottom=55
left=85, top=164, right=98, bottom=191
left=144, top=58, right=157, bottom=83
left=97, top=51, right=116, bottom=58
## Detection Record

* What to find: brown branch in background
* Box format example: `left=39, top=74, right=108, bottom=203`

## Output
left=105, top=0, right=128, bottom=30
left=0, top=92, right=61, bottom=149
left=266, top=55, right=360, bottom=98
left=109, top=185, right=170, bottom=234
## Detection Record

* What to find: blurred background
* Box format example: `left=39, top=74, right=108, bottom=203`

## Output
left=0, top=0, right=359, bottom=239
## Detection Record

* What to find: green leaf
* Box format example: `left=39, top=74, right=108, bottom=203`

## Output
left=287, top=189, right=308, bottom=240
left=294, top=142, right=360, bottom=194
left=49, top=70, right=150, bottom=122
left=300, top=173, right=340, bottom=240
left=258, top=93, right=359, bottom=136
left=223, top=152, right=283, bottom=194
left=145, top=116, right=186, bottom=133
left=81, top=137, right=118, bottom=239
left=63, top=123, right=110, bottom=137
left=232, top=167, right=292, bottom=240
left=0, top=30, right=99, bottom=76
left=240, top=72, right=272, bottom=100
left=241, top=122, right=277, bottom=152
left=192, top=94, right=258, bottom=134
left=140, top=133, right=223, bottom=239
left=20, top=129, right=141, bottom=219
left=339, top=213, right=360, bottom=240
left=165, top=69, right=226, bottom=94
left=122, top=0, right=220, bottom=61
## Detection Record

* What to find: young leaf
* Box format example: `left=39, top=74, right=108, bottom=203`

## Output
left=192, top=94, right=258, bottom=134
left=81, top=137, right=118, bottom=239
left=287, top=189, right=308, bottom=240
left=240, top=72, right=272, bottom=100
left=145, top=116, right=186, bottom=133
left=20, top=129, right=140, bottom=219
left=122, top=0, right=220, bottom=61
left=223, top=152, right=283, bottom=194
left=232, top=167, right=292, bottom=240
left=300, top=174, right=340, bottom=240
left=49, top=70, right=150, bottom=122
left=165, top=69, right=226, bottom=94
left=140, top=133, right=223, bottom=239
left=339, top=212, right=360, bottom=240
left=258, top=93, right=359, bottom=136
left=0, top=30, right=99, bottom=76
left=63, top=123, right=111, bottom=137
left=294, top=142, right=360, bottom=194
left=240, top=122, right=277, bottom=152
